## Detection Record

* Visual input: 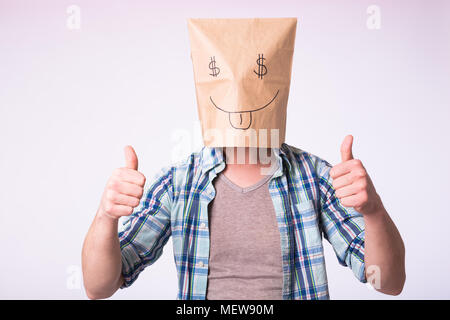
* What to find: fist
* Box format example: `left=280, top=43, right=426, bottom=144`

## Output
left=99, top=146, right=146, bottom=220
left=330, top=135, right=381, bottom=215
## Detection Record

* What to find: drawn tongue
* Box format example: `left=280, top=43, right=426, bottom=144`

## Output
left=229, top=112, right=251, bottom=129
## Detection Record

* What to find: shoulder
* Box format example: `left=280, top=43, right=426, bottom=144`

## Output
left=281, top=143, right=333, bottom=177
left=150, top=147, right=210, bottom=188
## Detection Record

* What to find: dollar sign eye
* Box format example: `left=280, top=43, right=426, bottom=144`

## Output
left=254, top=53, right=267, bottom=79
left=209, top=56, right=220, bottom=77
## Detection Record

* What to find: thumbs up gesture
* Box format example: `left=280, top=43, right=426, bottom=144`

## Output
left=329, top=135, right=382, bottom=215
left=99, top=146, right=146, bottom=220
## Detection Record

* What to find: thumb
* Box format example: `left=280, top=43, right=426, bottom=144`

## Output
left=124, top=145, right=138, bottom=170
left=340, top=135, right=354, bottom=162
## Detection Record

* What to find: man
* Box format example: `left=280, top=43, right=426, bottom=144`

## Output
left=82, top=136, right=405, bottom=299
left=82, top=18, right=405, bottom=300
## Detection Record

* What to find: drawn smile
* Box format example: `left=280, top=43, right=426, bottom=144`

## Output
left=209, top=89, right=279, bottom=130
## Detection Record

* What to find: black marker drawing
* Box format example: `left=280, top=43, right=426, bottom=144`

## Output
left=209, top=89, right=279, bottom=130
left=254, top=53, right=267, bottom=79
left=209, top=56, right=220, bottom=77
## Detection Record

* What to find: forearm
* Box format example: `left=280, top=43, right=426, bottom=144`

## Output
left=364, top=201, right=405, bottom=295
left=82, top=209, right=124, bottom=299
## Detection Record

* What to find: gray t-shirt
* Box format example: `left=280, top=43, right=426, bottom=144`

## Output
left=206, top=170, right=283, bottom=300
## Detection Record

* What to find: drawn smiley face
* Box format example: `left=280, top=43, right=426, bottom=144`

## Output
left=207, top=54, right=280, bottom=130
left=187, top=18, right=297, bottom=147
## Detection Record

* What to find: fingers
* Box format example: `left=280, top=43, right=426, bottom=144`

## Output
left=332, top=173, right=353, bottom=189
left=331, top=161, right=371, bottom=212
left=124, top=145, right=138, bottom=170
left=103, top=203, right=135, bottom=218
left=112, top=167, right=146, bottom=186
left=99, top=147, right=146, bottom=219
left=330, top=135, right=378, bottom=214
left=340, top=135, right=354, bottom=162
left=105, top=189, right=141, bottom=207
left=330, top=159, right=364, bottom=179
left=101, top=178, right=144, bottom=218
left=334, top=182, right=360, bottom=199
left=331, top=164, right=367, bottom=196
left=339, top=193, right=368, bottom=208
left=109, top=180, right=144, bottom=198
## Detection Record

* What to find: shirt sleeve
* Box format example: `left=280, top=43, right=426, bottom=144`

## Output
left=118, top=167, right=173, bottom=288
left=317, top=159, right=367, bottom=283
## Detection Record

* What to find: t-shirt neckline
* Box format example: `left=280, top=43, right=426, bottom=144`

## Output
left=218, top=164, right=278, bottom=194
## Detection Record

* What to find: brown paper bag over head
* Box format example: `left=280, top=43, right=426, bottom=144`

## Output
left=187, top=18, right=297, bottom=148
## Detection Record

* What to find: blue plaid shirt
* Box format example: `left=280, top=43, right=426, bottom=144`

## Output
left=118, top=143, right=366, bottom=299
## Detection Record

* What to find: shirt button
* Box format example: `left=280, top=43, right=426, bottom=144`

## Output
left=197, top=261, right=204, bottom=268
left=200, top=223, right=206, bottom=229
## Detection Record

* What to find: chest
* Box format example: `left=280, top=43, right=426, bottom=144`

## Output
left=170, top=172, right=324, bottom=256
left=208, top=175, right=281, bottom=259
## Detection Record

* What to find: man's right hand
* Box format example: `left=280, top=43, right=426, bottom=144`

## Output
left=99, top=145, right=146, bottom=220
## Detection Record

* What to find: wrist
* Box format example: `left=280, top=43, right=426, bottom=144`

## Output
left=361, top=193, right=383, bottom=214
left=363, top=200, right=388, bottom=224
left=96, top=207, right=120, bottom=225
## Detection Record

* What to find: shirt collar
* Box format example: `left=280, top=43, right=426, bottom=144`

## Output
left=200, top=143, right=292, bottom=177
left=200, top=146, right=225, bottom=175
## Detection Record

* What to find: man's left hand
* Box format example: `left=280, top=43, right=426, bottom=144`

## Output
left=329, top=135, right=383, bottom=215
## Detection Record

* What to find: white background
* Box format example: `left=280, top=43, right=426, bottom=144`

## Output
left=0, top=0, right=449, bottom=299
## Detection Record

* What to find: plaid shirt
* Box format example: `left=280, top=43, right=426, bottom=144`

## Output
left=118, top=143, right=366, bottom=300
